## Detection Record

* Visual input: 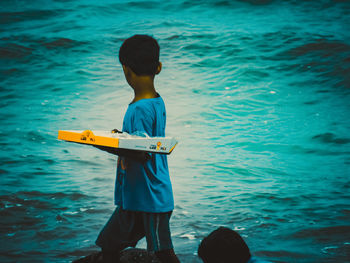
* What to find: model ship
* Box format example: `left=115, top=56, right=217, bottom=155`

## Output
left=58, top=130, right=178, bottom=154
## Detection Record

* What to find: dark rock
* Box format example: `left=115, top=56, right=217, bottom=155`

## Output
left=120, top=248, right=161, bottom=263
left=72, top=248, right=160, bottom=263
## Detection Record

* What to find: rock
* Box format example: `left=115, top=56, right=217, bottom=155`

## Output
left=120, top=248, right=161, bottom=263
left=72, top=248, right=160, bottom=263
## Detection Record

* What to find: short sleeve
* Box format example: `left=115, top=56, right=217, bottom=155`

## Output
left=130, top=105, right=154, bottom=136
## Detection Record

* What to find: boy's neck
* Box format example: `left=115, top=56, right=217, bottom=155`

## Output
left=131, top=76, right=158, bottom=103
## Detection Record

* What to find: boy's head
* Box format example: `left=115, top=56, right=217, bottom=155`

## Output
left=119, top=35, right=160, bottom=76
left=198, top=227, right=251, bottom=263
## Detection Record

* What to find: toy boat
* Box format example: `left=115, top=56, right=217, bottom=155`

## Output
left=58, top=130, right=178, bottom=154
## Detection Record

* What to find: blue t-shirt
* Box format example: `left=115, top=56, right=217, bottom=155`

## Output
left=114, top=95, right=174, bottom=213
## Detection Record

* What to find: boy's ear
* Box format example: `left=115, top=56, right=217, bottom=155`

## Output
left=155, top=62, right=162, bottom=75
left=122, top=65, right=128, bottom=74
left=122, top=65, right=133, bottom=78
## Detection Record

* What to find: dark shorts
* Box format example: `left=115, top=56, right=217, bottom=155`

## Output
left=96, top=207, right=173, bottom=253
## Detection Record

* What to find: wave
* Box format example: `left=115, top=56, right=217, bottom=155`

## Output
left=292, top=225, right=350, bottom=243
left=288, top=39, right=350, bottom=58
left=0, top=35, right=89, bottom=67
left=0, top=9, right=62, bottom=25
left=0, top=191, right=89, bottom=209
left=0, top=43, right=32, bottom=59
left=42, top=38, right=79, bottom=50
left=275, top=38, right=350, bottom=89
left=16, top=190, right=89, bottom=201
left=182, top=0, right=274, bottom=8
left=256, top=250, right=309, bottom=260
left=312, top=132, right=350, bottom=145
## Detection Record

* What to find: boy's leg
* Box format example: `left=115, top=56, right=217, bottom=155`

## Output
left=142, top=211, right=180, bottom=263
left=96, top=207, right=145, bottom=263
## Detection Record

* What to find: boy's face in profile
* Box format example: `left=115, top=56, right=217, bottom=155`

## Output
left=121, top=63, right=162, bottom=89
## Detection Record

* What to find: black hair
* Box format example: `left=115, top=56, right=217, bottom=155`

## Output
left=198, top=227, right=251, bottom=263
left=119, top=34, right=160, bottom=76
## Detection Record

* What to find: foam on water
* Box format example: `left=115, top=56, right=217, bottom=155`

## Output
left=1, top=0, right=350, bottom=262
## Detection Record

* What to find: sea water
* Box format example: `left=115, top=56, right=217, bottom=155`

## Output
left=1, top=0, right=350, bottom=262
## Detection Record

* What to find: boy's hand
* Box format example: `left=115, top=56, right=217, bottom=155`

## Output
left=118, top=148, right=151, bottom=163
left=93, top=145, right=151, bottom=163
left=93, top=145, right=120, bottom=155
left=111, top=128, right=123, bottom=134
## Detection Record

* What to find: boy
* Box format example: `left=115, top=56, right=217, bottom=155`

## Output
left=98, top=35, right=179, bottom=263
left=75, top=35, right=180, bottom=263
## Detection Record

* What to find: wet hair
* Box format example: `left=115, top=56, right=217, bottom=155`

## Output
left=198, top=227, right=251, bottom=263
left=119, top=34, right=160, bottom=76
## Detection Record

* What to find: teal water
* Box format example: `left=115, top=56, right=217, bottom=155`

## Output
left=1, top=0, right=350, bottom=262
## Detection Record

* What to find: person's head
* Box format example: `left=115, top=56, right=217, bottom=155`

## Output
left=119, top=34, right=161, bottom=78
left=198, top=227, right=251, bottom=263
